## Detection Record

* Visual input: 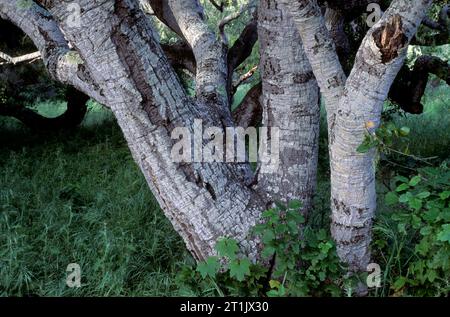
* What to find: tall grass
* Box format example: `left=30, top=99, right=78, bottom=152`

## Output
left=0, top=78, right=448, bottom=296
left=0, top=104, right=191, bottom=296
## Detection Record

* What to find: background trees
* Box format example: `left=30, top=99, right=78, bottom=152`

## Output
left=0, top=0, right=449, bottom=296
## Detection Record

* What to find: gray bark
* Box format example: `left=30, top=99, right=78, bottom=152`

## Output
left=280, top=0, right=346, bottom=132
left=282, top=0, right=433, bottom=281
left=1, top=0, right=270, bottom=261
left=168, top=0, right=230, bottom=112
left=329, top=0, right=433, bottom=274
left=257, top=0, right=320, bottom=212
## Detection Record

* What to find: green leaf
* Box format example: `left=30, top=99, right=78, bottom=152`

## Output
left=262, top=230, right=276, bottom=244
left=318, top=241, right=333, bottom=254
left=423, top=208, right=440, bottom=222
left=262, top=208, right=277, bottom=218
left=394, top=175, right=409, bottom=183
left=385, top=192, right=398, bottom=205
left=261, top=246, right=275, bottom=259
left=215, top=238, right=239, bottom=260
left=229, top=258, right=251, bottom=282
left=440, top=191, right=450, bottom=200
left=318, top=271, right=326, bottom=281
left=415, top=239, right=429, bottom=256
left=357, top=142, right=373, bottom=154
left=399, top=126, right=410, bottom=136
left=409, top=176, right=421, bottom=187
left=396, top=183, right=410, bottom=192
left=427, top=270, right=437, bottom=282
left=288, top=200, right=302, bottom=210
left=287, top=220, right=299, bottom=234
left=399, top=192, right=413, bottom=203
left=420, top=226, right=432, bottom=236
left=269, top=279, right=281, bottom=289
left=437, top=224, right=450, bottom=243
left=408, top=197, right=422, bottom=211
left=393, top=277, right=407, bottom=291
left=197, top=256, right=220, bottom=279
left=287, top=212, right=305, bottom=224
left=416, top=191, right=431, bottom=199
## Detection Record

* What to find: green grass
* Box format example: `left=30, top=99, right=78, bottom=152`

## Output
left=392, top=81, right=450, bottom=159
left=0, top=104, right=191, bottom=296
left=0, top=79, right=448, bottom=296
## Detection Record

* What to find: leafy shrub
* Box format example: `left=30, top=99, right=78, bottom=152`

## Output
left=375, top=165, right=450, bottom=296
left=178, top=201, right=347, bottom=297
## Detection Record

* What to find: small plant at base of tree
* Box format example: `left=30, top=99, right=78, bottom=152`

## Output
left=374, top=164, right=450, bottom=296
left=178, top=200, right=351, bottom=297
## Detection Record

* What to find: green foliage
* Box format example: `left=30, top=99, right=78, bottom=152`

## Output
left=0, top=106, right=189, bottom=296
left=17, top=0, right=33, bottom=10
left=65, top=51, right=84, bottom=65
left=179, top=200, right=347, bottom=297
left=357, top=121, right=411, bottom=155
left=374, top=165, right=450, bottom=296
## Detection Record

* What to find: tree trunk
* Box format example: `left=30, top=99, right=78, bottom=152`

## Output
left=329, top=0, right=433, bottom=275
left=1, top=0, right=270, bottom=261
left=257, top=0, right=320, bottom=212
left=282, top=0, right=433, bottom=284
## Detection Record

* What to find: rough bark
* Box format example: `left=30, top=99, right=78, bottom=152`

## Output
left=329, top=0, right=433, bottom=277
left=5, top=0, right=269, bottom=261
left=283, top=0, right=434, bottom=284
left=0, top=87, right=89, bottom=131
left=281, top=0, right=346, bottom=132
left=167, top=0, right=230, bottom=113
left=257, top=0, right=320, bottom=212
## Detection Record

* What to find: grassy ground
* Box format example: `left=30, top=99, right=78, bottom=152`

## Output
left=0, top=81, right=448, bottom=296
left=0, top=103, right=191, bottom=296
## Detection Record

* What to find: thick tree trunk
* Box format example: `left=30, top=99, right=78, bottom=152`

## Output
left=282, top=0, right=433, bottom=284
left=1, top=0, right=270, bottom=261
left=257, top=0, right=320, bottom=212
left=329, top=0, right=433, bottom=275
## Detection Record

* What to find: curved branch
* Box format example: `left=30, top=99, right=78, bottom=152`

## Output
left=413, top=5, right=449, bottom=46
left=389, top=55, right=450, bottom=114
left=208, top=0, right=225, bottom=12
left=227, top=16, right=258, bottom=102
left=218, top=0, right=257, bottom=46
left=0, top=87, right=89, bottom=131
left=167, top=0, right=230, bottom=114
left=145, top=0, right=185, bottom=38
left=232, top=83, right=262, bottom=129
left=0, top=1, right=107, bottom=105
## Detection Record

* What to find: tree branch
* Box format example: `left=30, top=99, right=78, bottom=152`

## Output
left=232, top=82, right=262, bottom=129
left=413, top=4, right=449, bottom=46
left=168, top=0, right=231, bottom=115
left=390, top=55, right=450, bottom=114
left=227, top=15, right=258, bottom=103
left=0, top=51, right=41, bottom=65
left=218, top=0, right=257, bottom=46
left=0, top=1, right=107, bottom=106
left=208, top=0, right=225, bottom=12
left=281, top=0, right=346, bottom=130
left=0, top=87, right=89, bottom=131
